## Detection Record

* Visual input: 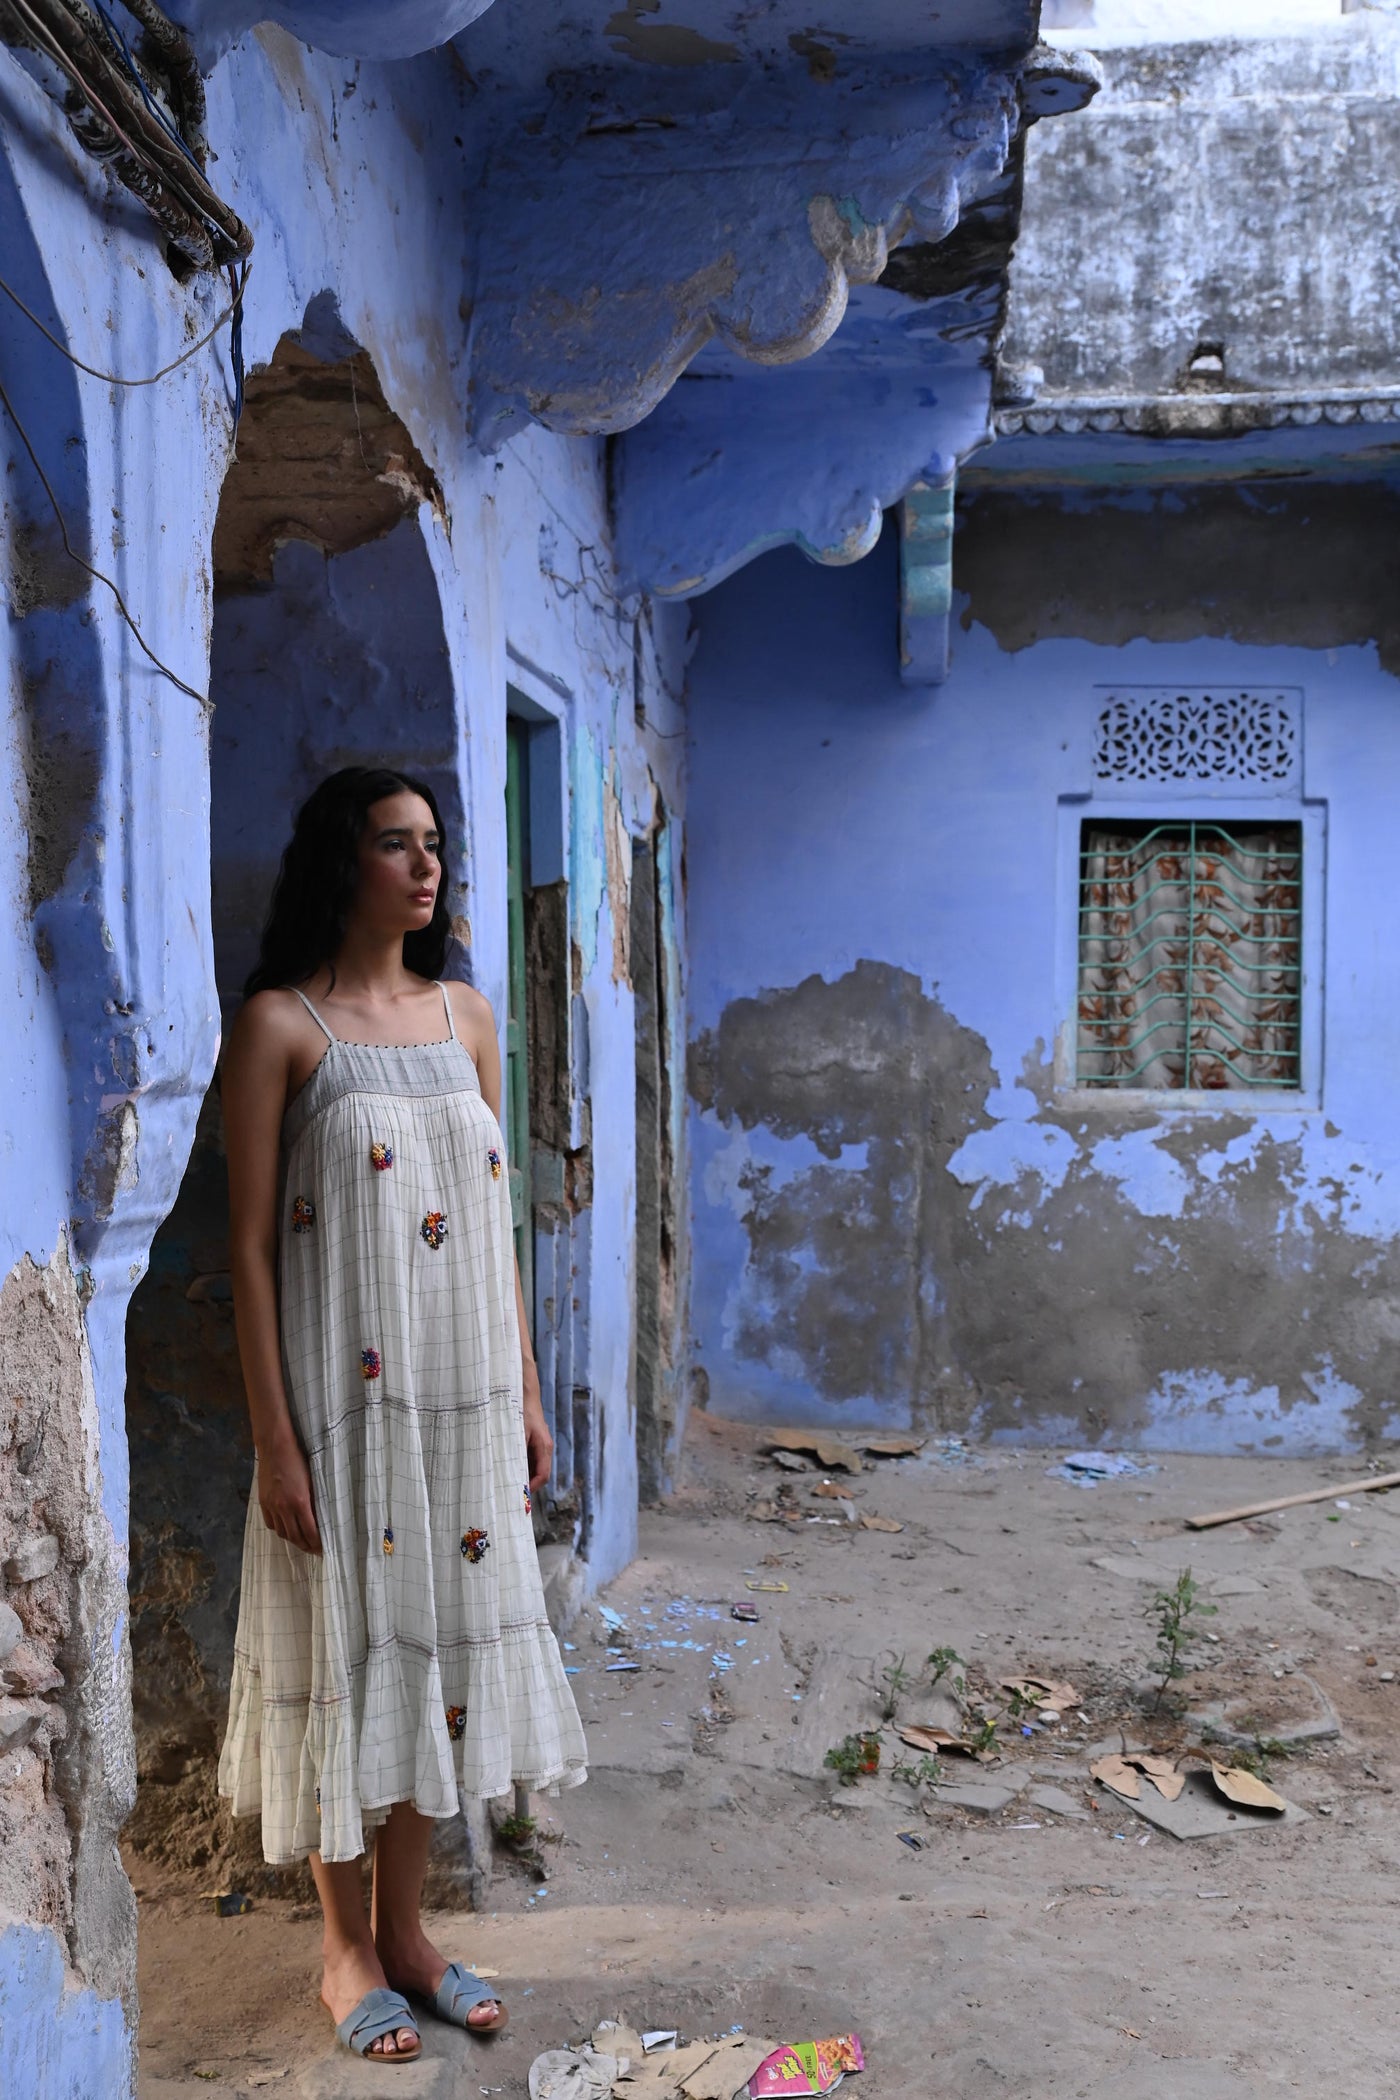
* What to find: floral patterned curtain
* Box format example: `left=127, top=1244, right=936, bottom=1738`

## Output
left=1077, top=822, right=1302, bottom=1089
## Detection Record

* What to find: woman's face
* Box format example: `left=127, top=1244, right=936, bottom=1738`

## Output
left=354, top=791, right=441, bottom=935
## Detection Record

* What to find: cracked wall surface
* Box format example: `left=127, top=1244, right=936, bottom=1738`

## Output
left=686, top=515, right=1400, bottom=1454
left=0, top=1246, right=134, bottom=2085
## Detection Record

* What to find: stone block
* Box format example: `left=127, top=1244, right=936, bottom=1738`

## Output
left=0, top=1701, right=41, bottom=1752
left=4, top=1537, right=59, bottom=1587
left=0, top=1603, right=21, bottom=1665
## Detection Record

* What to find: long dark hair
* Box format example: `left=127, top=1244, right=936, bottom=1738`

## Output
left=243, top=766, right=453, bottom=997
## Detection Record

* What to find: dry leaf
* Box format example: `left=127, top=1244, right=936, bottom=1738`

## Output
left=859, top=1512, right=905, bottom=1533
left=1119, top=2027, right=1142, bottom=2040
left=899, top=1723, right=983, bottom=1757
left=1091, top=1754, right=1142, bottom=1800
left=811, top=1480, right=854, bottom=1501
left=758, top=1430, right=863, bottom=1473
left=1133, top=1755, right=1185, bottom=1802
left=1000, top=1675, right=1082, bottom=1712
left=1209, top=1761, right=1287, bottom=1812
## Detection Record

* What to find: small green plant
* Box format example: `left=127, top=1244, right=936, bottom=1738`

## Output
left=497, top=1811, right=538, bottom=1849
left=1147, top=1567, right=1217, bottom=1712
left=876, top=1652, right=915, bottom=1722
left=825, top=1731, right=882, bottom=1785
left=891, top=1752, right=944, bottom=1790
left=1005, top=1684, right=1042, bottom=1721
left=926, top=1645, right=965, bottom=1695
left=966, top=1707, right=998, bottom=1754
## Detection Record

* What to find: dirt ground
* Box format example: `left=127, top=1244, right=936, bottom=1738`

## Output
left=134, top=1415, right=1400, bottom=2099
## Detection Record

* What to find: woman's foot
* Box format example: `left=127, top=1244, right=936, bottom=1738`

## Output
left=375, top=1924, right=506, bottom=2031
left=320, top=1938, right=420, bottom=2057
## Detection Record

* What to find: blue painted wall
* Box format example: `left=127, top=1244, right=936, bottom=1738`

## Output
left=686, top=510, right=1400, bottom=1455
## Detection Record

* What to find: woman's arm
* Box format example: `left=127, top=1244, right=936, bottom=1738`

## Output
left=452, top=983, right=555, bottom=1494
left=222, top=994, right=323, bottom=1554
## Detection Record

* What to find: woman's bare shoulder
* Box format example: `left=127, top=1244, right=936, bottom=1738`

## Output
left=445, top=980, right=496, bottom=1033
left=225, top=987, right=316, bottom=1063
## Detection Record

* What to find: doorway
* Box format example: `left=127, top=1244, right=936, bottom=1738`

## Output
left=123, top=297, right=461, bottom=1899
left=630, top=818, right=680, bottom=1503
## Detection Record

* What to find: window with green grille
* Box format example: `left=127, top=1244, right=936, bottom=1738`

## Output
left=1077, top=819, right=1302, bottom=1090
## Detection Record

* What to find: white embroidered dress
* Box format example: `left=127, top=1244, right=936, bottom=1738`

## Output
left=218, top=984, right=587, bottom=1864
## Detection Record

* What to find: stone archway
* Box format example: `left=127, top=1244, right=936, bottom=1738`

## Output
left=122, top=297, right=464, bottom=1908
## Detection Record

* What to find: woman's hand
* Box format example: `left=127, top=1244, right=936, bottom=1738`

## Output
left=522, top=1358, right=553, bottom=1493
left=257, top=1435, right=323, bottom=1555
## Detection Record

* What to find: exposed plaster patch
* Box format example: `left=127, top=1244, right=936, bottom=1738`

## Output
left=0, top=1242, right=134, bottom=2022
left=604, top=1, right=740, bottom=67
left=956, top=482, right=1400, bottom=675
left=211, top=335, right=445, bottom=590
left=692, top=961, right=1400, bottom=1446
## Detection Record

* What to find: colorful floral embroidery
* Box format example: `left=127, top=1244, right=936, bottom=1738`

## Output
left=292, top=1195, right=316, bottom=1233
left=370, top=1141, right=394, bottom=1172
left=420, top=1210, right=449, bottom=1251
left=361, top=1346, right=382, bottom=1381
left=487, top=1147, right=502, bottom=1181
left=460, top=1527, right=490, bottom=1565
left=382, top=1525, right=395, bottom=1555
left=523, top=1484, right=532, bottom=1517
left=445, top=1705, right=466, bottom=1742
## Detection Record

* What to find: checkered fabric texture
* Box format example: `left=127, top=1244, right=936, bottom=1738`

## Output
left=218, top=986, right=587, bottom=1864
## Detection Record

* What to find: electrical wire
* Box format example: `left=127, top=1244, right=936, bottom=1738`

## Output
left=9, top=0, right=245, bottom=254
left=0, top=266, right=243, bottom=386
left=0, top=372, right=208, bottom=706
left=86, top=0, right=199, bottom=170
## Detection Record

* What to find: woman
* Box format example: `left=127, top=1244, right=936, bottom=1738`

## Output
left=217, top=766, right=587, bottom=2063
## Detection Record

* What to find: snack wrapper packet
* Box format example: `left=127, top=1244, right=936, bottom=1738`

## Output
left=745, top=2035, right=865, bottom=2097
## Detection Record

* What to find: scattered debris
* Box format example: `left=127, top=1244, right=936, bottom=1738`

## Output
left=854, top=1435, right=925, bottom=1458
left=1047, top=1451, right=1155, bottom=1485
left=1209, top=1760, right=1287, bottom=1812
left=595, top=2023, right=645, bottom=2061
left=811, top=1481, right=854, bottom=1501
left=1186, top=1469, right=1400, bottom=1529
left=1094, top=1759, right=1305, bottom=1842
left=745, top=1580, right=789, bottom=1593
left=210, top=1891, right=251, bottom=1916
left=759, top=1430, right=863, bottom=1473
left=771, top=1449, right=815, bottom=1473
left=747, top=2037, right=864, bottom=2098
left=896, top=1829, right=925, bottom=1849
left=731, top=1602, right=760, bottom=1623
left=1091, top=1753, right=1185, bottom=1803
left=605, top=2033, right=784, bottom=2099
left=1000, top=1675, right=1081, bottom=1714
left=607, top=1660, right=641, bottom=1673
left=857, top=1513, right=905, bottom=1534
left=530, top=2046, right=621, bottom=2100
left=897, top=1722, right=993, bottom=1763
left=642, top=2032, right=679, bottom=2054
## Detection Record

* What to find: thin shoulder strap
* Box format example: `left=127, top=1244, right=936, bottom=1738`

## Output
left=290, top=987, right=336, bottom=1043
left=437, top=980, right=458, bottom=1042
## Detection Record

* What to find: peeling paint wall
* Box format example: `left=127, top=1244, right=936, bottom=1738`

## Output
left=1007, top=17, right=1400, bottom=402
left=3, top=21, right=688, bottom=2084
left=686, top=508, right=1400, bottom=1456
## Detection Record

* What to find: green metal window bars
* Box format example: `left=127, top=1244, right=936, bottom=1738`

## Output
left=1077, top=820, right=1302, bottom=1090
